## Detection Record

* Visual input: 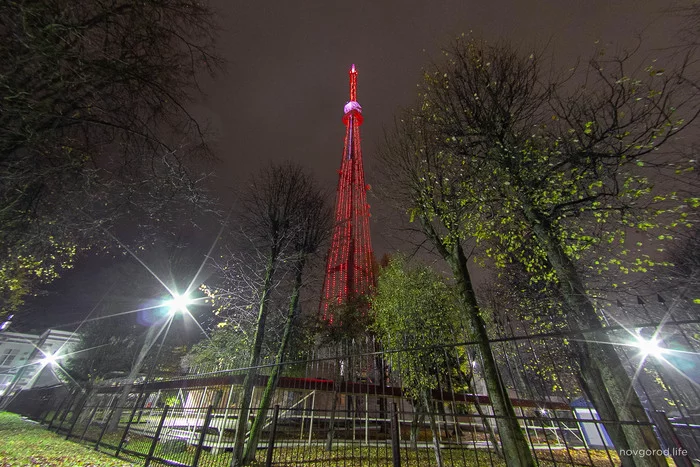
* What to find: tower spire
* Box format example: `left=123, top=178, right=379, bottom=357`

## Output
left=349, top=64, right=358, bottom=101
left=320, top=65, right=375, bottom=322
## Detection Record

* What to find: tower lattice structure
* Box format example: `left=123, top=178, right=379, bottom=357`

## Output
left=320, top=65, right=375, bottom=322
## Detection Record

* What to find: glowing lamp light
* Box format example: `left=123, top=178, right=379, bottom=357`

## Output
left=39, top=353, right=58, bottom=367
left=634, top=334, right=665, bottom=359
left=166, top=293, right=191, bottom=315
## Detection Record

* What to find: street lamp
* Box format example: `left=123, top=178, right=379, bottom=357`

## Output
left=166, top=293, right=192, bottom=316
left=633, top=333, right=666, bottom=359
left=38, top=352, right=59, bottom=367
left=115, top=292, right=196, bottom=453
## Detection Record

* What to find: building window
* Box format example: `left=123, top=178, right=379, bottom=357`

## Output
left=0, top=349, right=18, bottom=366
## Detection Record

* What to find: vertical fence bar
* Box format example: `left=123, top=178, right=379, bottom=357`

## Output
left=65, top=395, right=88, bottom=440
left=300, top=394, right=307, bottom=440
left=144, top=405, right=169, bottom=467
left=193, top=405, right=214, bottom=467
left=95, top=406, right=116, bottom=451
left=47, top=392, right=70, bottom=430
left=102, top=394, right=116, bottom=424
left=307, top=392, right=315, bottom=447
left=390, top=402, right=401, bottom=467
left=365, top=393, right=369, bottom=446
left=55, top=390, right=78, bottom=434
left=217, top=384, right=236, bottom=449
left=116, top=392, right=145, bottom=456
left=79, top=401, right=100, bottom=441
left=265, top=404, right=281, bottom=467
left=650, top=410, right=694, bottom=467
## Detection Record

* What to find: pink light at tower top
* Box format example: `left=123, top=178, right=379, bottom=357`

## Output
left=344, top=101, right=362, bottom=115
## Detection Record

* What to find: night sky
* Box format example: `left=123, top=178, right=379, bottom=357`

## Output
left=15, top=0, right=685, bottom=331
left=202, top=0, right=680, bottom=250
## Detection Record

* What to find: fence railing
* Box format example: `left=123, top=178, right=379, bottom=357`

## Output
left=3, top=317, right=700, bottom=467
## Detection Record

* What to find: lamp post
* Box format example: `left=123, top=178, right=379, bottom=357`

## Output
left=110, top=292, right=192, bottom=435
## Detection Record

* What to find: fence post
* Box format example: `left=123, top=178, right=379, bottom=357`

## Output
left=47, top=393, right=70, bottom=430
left=65, top=394, right=88, bottom=440
left=55, top=390, right=78, bottom=434
left=144, top=405, right=170, bottom=467
left=95, top=406, right=117, bottom=451
left=307, top=392, right=316, bottom=447
left=193, top=405, right=215, bottom=467
left=265, top=405, right=281, bottom=467
left=390, top=402, right=401, bottom=467
left=365, top=393, right=369, bottom=446
left=80, top=403, right=100, bottom=442
left=116, top=392, right=146, bottom=456
left=650, top=410, right=694, bottom=467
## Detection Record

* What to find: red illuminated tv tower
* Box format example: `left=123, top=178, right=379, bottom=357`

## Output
left=320, top=65, right=375, bottom=321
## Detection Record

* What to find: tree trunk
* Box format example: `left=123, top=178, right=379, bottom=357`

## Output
left=522, top=204, right=666, bottom=467
left=473, top=393, right=502, bottom=457
left=417, top=216, right=534, bottom=465
left=107, top=377, right=137, bottom=432
left=325, top=362, right=343, bottom=451
left=410, top=405, right=425, bottom=449
left=242, top=261, right=304, bottom=464
left=230, top=251, right=277, bottom=467
left=424, top=391, right=444, bottom=467
left=445, top=241, right=535, bottom=466
left=460, top=351, right=502, bottom=456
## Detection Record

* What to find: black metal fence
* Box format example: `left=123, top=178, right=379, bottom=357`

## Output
left=3, top=314, right=700, bottom=467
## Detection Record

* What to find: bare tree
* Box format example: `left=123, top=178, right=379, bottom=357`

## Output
left=226, top=163, right=330, bottom=467
left=242, top=174, right=330, bottom=464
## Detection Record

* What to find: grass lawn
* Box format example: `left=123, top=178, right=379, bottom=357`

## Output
left=0, top=411, right=621, bottom=467
left=0, top=411, right=134, bottom=467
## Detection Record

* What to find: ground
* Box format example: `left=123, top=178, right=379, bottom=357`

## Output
left=0, top=411, right=134, bottom=467
left=0, top=411, right=624, bottom=466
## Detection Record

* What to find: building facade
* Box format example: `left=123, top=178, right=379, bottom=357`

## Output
left=0, top=329, right=80, bottom=396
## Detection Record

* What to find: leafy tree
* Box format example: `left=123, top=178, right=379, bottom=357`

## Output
left=0, top=0, right=221, bottom=316
left=478, top=266, right=581, bottom=401
left=314, top=294, right=380, bottom=452
left=378, top=79, right=536, bottom=467
left=380, top=36, right=699, bottom=466
left=63, top=313, right=140, bottom=387
left=184, top=324, right=254, bottom=372
left=371, top=256, right=498, bottom=465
